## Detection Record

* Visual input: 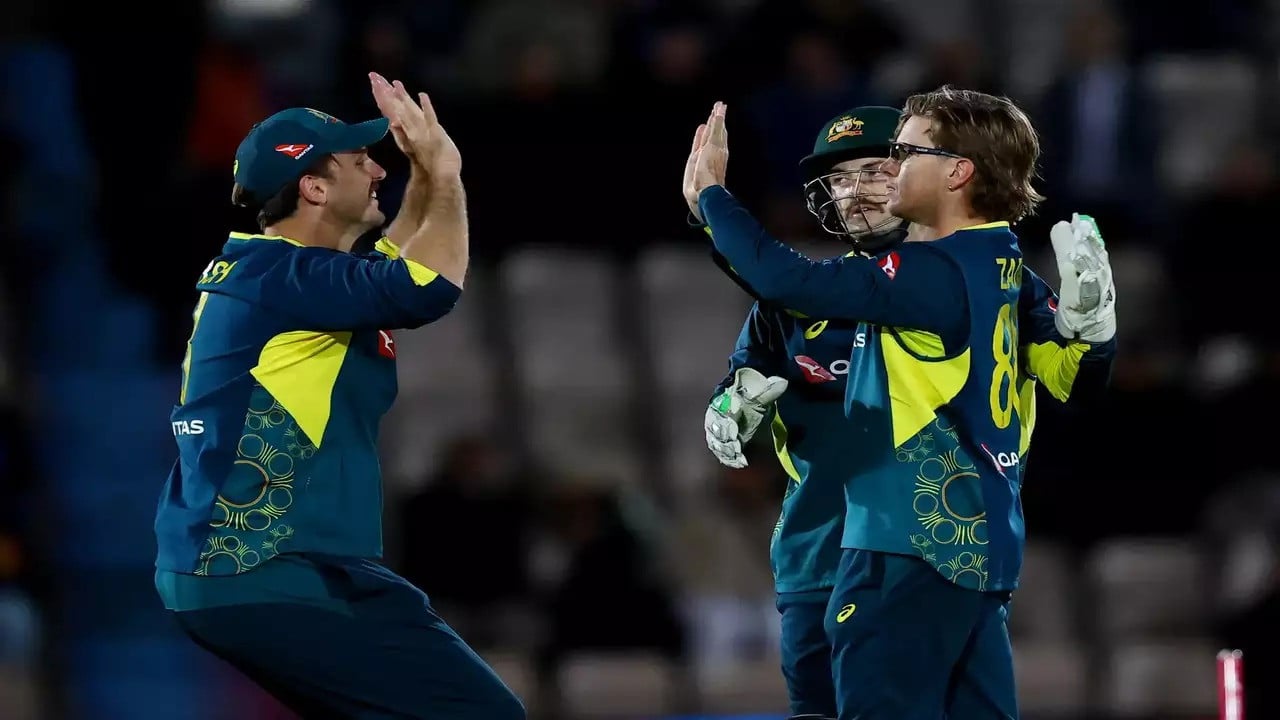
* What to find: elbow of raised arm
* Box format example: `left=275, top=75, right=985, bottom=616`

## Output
left=754, top=284, right=831, bottom=319
left=730, top=272, right=794, bottom=308
left=401, top=278, right=462, bottom=329
left=730, top=260, right=849, bottom=318
left=400, top=241, right=468, bottom=291
left=1044, top=377, right=1074, bottom=404
left=1049, top=355, right=1113, bottom=410
left=432, top=262, right=468, bottom=290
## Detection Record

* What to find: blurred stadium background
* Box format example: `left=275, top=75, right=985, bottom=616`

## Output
left=1, top=0, right=1278, bottom=718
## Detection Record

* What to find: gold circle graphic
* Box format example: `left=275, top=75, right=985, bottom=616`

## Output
left=941, top=471, right=985, bottom=522
left=220, top=461, right=270, bottom=508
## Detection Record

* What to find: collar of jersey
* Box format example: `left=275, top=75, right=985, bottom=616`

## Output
left=228, top=231, right=305, bottom=247
left=957, top=221, right=1010, bottom=231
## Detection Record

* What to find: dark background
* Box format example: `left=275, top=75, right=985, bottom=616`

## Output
left=0, top=0, right=1276, bottom=718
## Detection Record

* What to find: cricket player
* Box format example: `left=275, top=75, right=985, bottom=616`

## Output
left=686, top=88, right=1115, bottom=719
left=689, top=105, right=1116, bottom=718
left=152, top=74, right=525, bottom=719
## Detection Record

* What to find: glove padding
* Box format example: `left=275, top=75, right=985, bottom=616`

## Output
left=1051, top=212, right=1116, bottom=343
left=704, top=367, right=788, bottom=468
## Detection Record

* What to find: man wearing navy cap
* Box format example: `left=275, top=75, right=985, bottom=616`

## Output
left=153, top=73, right=525, bottom=719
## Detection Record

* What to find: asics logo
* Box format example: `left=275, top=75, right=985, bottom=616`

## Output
left=837, top=603, right=857, bottom=623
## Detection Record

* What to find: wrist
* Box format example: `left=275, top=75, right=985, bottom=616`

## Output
left=696, top=184, right=727, bottom=221
left=428, top=168, right=463, bottom=188
left=424, top=172, right=463, bottom=203
left=1079, top=315, right=1116, bottom=344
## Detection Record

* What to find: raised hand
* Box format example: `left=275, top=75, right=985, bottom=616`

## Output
left=693, top=101, right=729, bottom=193
left=683, top=123, right=708, bottom=221
left=369, top=72, right=461, bottom=177
left=1050, top=212, right=1116, bottom=343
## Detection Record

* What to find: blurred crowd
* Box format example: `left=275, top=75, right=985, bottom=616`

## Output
left=2, top=0, right=1280, bottom=717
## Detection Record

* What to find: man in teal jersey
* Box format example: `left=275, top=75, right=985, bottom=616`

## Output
left=153, top=74, right=524, bottom=719
left=690, top=105, right=1115, bottom=718
left=686, top=87, right=1115, bottom=719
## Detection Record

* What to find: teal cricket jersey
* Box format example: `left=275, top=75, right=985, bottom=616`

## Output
left=838, top=227, right=1030, bottom=593
left=154, top=233, right=460, bottom=597
left=713, top=264, right=1114, bottom=596
left=716, top=306, right=870, bottom=593
left=700, top=185, right=1115, bottom=592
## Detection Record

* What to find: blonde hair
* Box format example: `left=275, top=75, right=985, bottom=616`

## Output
left=901, top=86, right=1046, bottom=222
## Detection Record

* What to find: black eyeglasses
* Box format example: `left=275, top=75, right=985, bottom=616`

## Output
left=888, top=141, right=964, bottom=164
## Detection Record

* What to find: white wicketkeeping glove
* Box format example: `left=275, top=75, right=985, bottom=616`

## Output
left=704, top=367, right=789, bottom=469
left=1050, top=212, right=1116, bottom=343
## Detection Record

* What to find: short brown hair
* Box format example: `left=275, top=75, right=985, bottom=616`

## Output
left=230, top=154, right=336, bottom=231
left=901, top=86, right=1045, bottom=222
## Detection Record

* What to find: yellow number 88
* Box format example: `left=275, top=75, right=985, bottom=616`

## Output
left=989, top=302, right=1018, bottom=429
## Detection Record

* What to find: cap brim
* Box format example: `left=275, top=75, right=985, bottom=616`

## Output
left=799, top=145, right=892, bottom=178
left=329, top=118, right=390, bottom=153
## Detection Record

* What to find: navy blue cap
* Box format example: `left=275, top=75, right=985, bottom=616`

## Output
left=232, top=107, right=389, bottom=205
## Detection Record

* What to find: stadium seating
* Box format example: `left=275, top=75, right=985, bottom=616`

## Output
left=383, top=268, right=500, bottom=488
left=1085, top=537, right=1208, bottom=638
left=500, top=247, right=648, bottom=484
left=1100, top=639, right=1220, bottom=716
left=1143, top=55, right=1260, bottom=196
left=635, top=245, right=754, bottom=496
